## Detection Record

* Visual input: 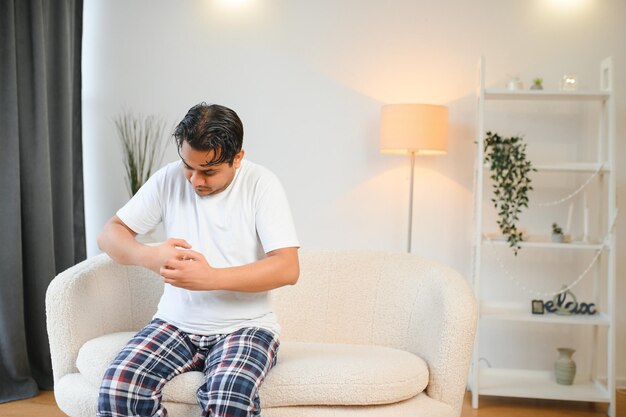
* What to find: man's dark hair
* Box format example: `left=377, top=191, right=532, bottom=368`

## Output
left=174, top=103, right=244, bottom=166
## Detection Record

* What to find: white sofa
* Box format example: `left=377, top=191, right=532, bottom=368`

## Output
left=46, top=249, right=477, bottom=417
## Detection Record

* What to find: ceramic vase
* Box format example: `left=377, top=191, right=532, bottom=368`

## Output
left=555, top=348, right=576, bottom=385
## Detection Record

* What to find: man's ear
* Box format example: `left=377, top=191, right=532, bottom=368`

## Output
left=233, top=149, right=245, bottom=168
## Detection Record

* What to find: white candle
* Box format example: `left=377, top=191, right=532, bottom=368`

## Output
left=565, top=202, right=574, bottom=234
left=583, top=193, right=589, bottom=242
left=583, top=208, right=589, bottom=242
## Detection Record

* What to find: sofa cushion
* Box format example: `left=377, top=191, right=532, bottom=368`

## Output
left=77, top=332, right=429, bottom=407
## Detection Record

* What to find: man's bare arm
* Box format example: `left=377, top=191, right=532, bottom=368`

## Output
left=160, top=247, right=300, bottom=292
left=99, top=216, right=299, bottom=291
left=97, top=216, right=191, bottom=274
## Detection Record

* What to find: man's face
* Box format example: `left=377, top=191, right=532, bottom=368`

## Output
left=179, top=141, right=244, bottom=197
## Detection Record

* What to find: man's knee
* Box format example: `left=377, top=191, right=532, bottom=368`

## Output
left=97, top=362, right=161, bottom=416
left=198, top=371, right=259, bottom=416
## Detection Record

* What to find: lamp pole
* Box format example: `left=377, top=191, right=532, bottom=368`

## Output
left=407, top=151, right=416, bottom=253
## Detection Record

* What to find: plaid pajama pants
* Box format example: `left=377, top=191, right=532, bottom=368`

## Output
left=97, top=319, right=280, bottom=417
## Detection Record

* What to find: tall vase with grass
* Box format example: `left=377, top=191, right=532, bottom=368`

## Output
left=114, top=111, right=169, bottom=196
left=114, top=111, right=169, bottom=241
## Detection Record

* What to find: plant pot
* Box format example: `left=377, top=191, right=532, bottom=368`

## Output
left=530, top=84, right=543, bottom=90
left=551, top=233, right=564, bottom=243
left=555, top=348, right=576, bottom=385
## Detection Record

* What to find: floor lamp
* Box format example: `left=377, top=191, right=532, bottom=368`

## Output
left=380, top=104, right=448, bottom=253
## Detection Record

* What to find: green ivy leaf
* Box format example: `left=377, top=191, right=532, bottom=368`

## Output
left=484, top=132, right=534, bottom=255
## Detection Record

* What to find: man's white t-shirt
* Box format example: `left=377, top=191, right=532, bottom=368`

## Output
left=116, top=159, right=299, bottom=336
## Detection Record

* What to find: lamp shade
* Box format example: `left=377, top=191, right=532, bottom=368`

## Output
left=380, top=104, right=448, bottom=155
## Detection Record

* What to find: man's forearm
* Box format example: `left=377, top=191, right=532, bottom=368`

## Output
left=215, top=250, right=299, bottom=292
left=97, top=218, right=149, bottom=267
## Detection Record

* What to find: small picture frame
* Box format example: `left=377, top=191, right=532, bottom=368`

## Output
left=531, top=300, right=544, bottom=315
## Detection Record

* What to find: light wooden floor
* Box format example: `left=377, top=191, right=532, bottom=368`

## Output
left=0, top=390, right=622, bottom=416
left=0, top=391, right=66, bottom=417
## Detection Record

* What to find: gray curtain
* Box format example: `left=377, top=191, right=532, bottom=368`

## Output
left=0, top=0, right=85, bottom=403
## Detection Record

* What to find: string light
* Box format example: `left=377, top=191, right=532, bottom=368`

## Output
left=530, top=163, right=605, bottom=207
left=486, top=238, right=603, bottom=297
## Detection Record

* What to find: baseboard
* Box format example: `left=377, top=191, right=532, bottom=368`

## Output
left=468, top=374, right=626, bottom=391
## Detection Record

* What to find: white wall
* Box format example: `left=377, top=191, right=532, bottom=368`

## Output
left=83, top=0, right=626, bottom=383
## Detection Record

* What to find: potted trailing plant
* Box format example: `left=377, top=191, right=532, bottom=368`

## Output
left=484, top=131, right=536, bottom=255
left=551, top=222, right=564, bottom=243
left=114, top=111, right=169, bottom=196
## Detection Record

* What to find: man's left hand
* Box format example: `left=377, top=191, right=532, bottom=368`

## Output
left=160, top=250, right=218, bottom=291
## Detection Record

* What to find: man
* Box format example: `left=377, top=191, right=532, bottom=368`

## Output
left=96, top=103, right=300, bottom=417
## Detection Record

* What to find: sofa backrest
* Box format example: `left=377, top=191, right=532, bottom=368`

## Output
left=271, top=249, right=460, bottom=351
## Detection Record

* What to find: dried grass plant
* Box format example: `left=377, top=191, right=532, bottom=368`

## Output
left=114, top=111, right=169, bottom=196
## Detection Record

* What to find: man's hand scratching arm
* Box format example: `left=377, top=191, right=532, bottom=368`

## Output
left=97, top=216, right=191, bottom=274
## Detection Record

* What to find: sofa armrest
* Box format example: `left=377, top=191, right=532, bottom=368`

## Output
left=406, top=263, right=477, bottom=416
left=46, top=253, right=162, bottom=384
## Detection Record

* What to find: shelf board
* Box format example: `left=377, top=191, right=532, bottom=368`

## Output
left=480, top=302, right=610, bottom=325
left=534, top=163, right=611, bottom=173
left=482, top=235, right=605, bottom=251
left=477, top=368, right=610, bottom=402
left=484, top=89, right=610, bottom=101
left=483, top=162, right=610, bottom=173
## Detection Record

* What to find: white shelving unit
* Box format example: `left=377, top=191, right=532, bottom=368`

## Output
left=471, top=57, right=617, bottom=416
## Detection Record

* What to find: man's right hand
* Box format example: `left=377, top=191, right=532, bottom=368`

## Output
left=142, top=238, right=192, bottom=275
